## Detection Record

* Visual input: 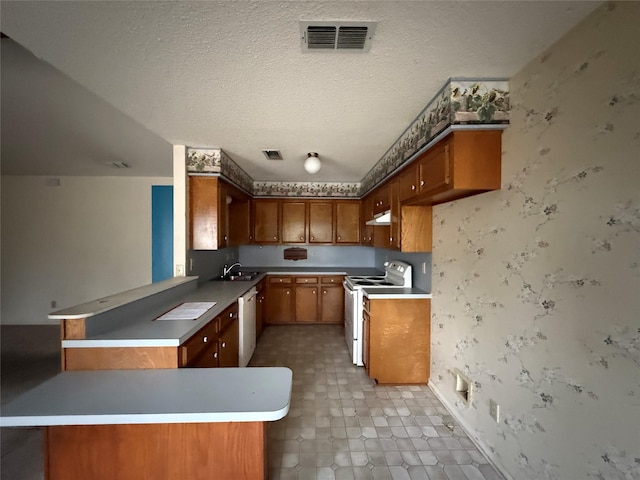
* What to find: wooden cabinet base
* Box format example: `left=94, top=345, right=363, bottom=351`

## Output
left=45, top=421, right=267, bottom=480
left=63, top=347, right=178, bottom=370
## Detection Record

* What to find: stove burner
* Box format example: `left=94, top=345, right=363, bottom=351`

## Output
left=368, top=276, right=386, bottom=281
left=379, top=282, right=395, bottom=286
left=355, top=281, right=376, bottom=286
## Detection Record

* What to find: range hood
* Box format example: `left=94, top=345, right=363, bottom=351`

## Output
left=365, top=210, right=391, bottom=226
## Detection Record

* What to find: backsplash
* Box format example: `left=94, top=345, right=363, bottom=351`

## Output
left=429, top=3, right=640, bottom=479
left=375, top=249, right=431, bottom=293
left=238, top=245, right=375, bottom=269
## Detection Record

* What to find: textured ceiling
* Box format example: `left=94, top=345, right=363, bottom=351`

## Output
left=1, top=1, right=601, bottom=181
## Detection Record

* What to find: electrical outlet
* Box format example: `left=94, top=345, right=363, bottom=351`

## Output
left=422, top=262, right=426, bottom=274
left=189, top=258, right=194, bottom=272
left=489, top=399, right=500, bottom=423
left=175, top=264, right=185, bottom=276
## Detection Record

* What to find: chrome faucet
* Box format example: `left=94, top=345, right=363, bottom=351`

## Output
left=222, top=262, right=242, bottom=278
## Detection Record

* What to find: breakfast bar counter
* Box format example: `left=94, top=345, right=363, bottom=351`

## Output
left=1, top=367, right=292, bottom=480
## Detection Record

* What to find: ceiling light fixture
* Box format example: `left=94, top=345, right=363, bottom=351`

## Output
left=304, top=152, right=321, bottom=174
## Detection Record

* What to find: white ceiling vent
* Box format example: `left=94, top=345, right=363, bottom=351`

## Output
left=300, top=21, right=376, bottom=53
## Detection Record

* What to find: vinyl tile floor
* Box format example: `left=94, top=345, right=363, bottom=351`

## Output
left=250, top=325, right=503, bottom=480
left=1, top=324, right=504, bottom=480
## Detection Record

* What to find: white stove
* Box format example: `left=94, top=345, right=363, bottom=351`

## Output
left=343, top=261, right=413, bottom=366
left=344, top=261, right=413, bottom=290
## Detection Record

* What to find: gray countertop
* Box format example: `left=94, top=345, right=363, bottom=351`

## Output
left=363, top=288, right=432, bottom=299
left=0, top=368, right=292, bottom=426
left=58, top=267, right=386, bottom=348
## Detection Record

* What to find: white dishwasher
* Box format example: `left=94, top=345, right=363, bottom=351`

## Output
left=238, top=287, right=257, bottom=367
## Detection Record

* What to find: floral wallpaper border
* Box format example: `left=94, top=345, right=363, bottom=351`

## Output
left=253, top=182, right=360, bottom=198
left=186, top=78, right=509, bottom=198
left=360, top=78, right=510, bottom=194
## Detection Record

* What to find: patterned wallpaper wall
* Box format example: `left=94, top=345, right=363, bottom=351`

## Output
left=429, top=3, right=640, bottom=480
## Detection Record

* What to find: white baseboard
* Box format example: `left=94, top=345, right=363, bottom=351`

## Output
left=428, top=380, right=513, bottom=480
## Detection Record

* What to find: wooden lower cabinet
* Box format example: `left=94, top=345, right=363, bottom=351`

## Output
left=364, top=297, right=430, bottom=385
left=255, top=278, right=267, bottom=339
left=267, top=277, right=295, bottom=324
left=180, top=303, right=239, bottom=368
left=320, top=284, right=344, bottom=323
left=266, top=275, right=344, bottom=324
left=46, top=421, right=267, bottom=480
left=62, top=304, right=239, bottom=370
left=295, top=285, right=319, bottom=322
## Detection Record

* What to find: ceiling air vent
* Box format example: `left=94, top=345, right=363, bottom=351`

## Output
left=301, top=21, right=376, bottom=53
left=262, top=149, right=283, bottom=160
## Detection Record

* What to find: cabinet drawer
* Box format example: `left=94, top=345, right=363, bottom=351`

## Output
left=219, top=304, right=238, bottom=332
left=269, top=276, right=293, bottom=284
left=180, top=321, right=218, bottom=366
left=321, top=275, right=344, bottom=284
left=295, top=276, right=318, bottom=284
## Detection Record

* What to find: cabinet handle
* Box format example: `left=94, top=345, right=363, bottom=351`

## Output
left=273, top=236, right=277, bottom=240
left=221, top=342, right=226, bottom=348
left=203, top=336, right=208, bottom=343
left=286, top=290, right=290, bottom=295
left=313, top=290, right=316, bottom=295
left=300, top=236, right=304, bottom=240
left=420, top=180, right=425, bottom=186
left=311, top=236, right=315, bottom=240
left=229, top=312, right=233, bottom=317
left=411, top=185, right=416, bottom=191
left=337, top=236, right=341, bottom=241
left=323, top=290, right=327, bottom=294
left=213, top=352, right=218, bottom=359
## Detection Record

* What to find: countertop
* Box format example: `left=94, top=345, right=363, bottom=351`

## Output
left=363, top=288, right=432, bottom=299
left=57, top=267, right=385, bottom=349
left=0, top=368, right=292, bottom=427
left=54, top=267, right=432, bottom=348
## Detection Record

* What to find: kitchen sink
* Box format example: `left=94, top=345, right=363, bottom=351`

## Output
left=211, top=272, right=261, bottom=282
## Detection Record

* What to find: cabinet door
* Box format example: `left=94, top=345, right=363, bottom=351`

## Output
left=372, top=182, right=390, bottom=214
left=281, top=201, right=307, bottom=243
left=363, top=310, right=370, bottom=373
left=267, top=285, right=294, bottom=323
left=295, top=286, right=318, bottom=323
left=190, top=343, right=219, bottom=368
left=398, top=162, right=419, bottom=202
left=389, top=179, right=401, bottom=250
left=218, top=320, right=239, bottom=367
left=308, top=202, right=333, bottom=243
left=189, top=176, right=222, bottom=250
left=335, top=201, right=360, bottom=244
left=418, top=141, right=451, bottom=195
left=253, top=200, right=280, bottom=243
left=228, top=187, right=251, bottom=245
left=320, top=285, right=344, bottom=323
left=360, top=194, right=374, bottom=246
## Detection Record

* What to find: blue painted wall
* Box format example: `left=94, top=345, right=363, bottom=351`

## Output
left=151, top=185, right=173, bottom=282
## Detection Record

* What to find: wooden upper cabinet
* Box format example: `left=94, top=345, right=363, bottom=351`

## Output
left=308, top=202, right=334, bottom=244
left=281, top=201, right=307, bottom=243
left=389, top=179, right=401, bottom=251
left=372, top=182, right=390, bottom=214
left=360, top=194, right=374, bottom=246
left=189, top=176, right=227, bottom=250
left=253, top=200, right=280, bottom=243
left=415, top=130, right=502, bottom=205
left=335, top=201, right=360, bottom=244
left=227, top=185, right=251, bottom=246
left=398, top=162, right=419, bottom=203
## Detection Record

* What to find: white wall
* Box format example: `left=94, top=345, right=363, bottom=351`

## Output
left=429, top=3, right=640, bottom=479
left=1, top=175, right=172, bottom=325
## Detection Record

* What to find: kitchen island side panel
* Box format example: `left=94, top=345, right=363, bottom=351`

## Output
left=46, top=422, right=267, bottom=480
